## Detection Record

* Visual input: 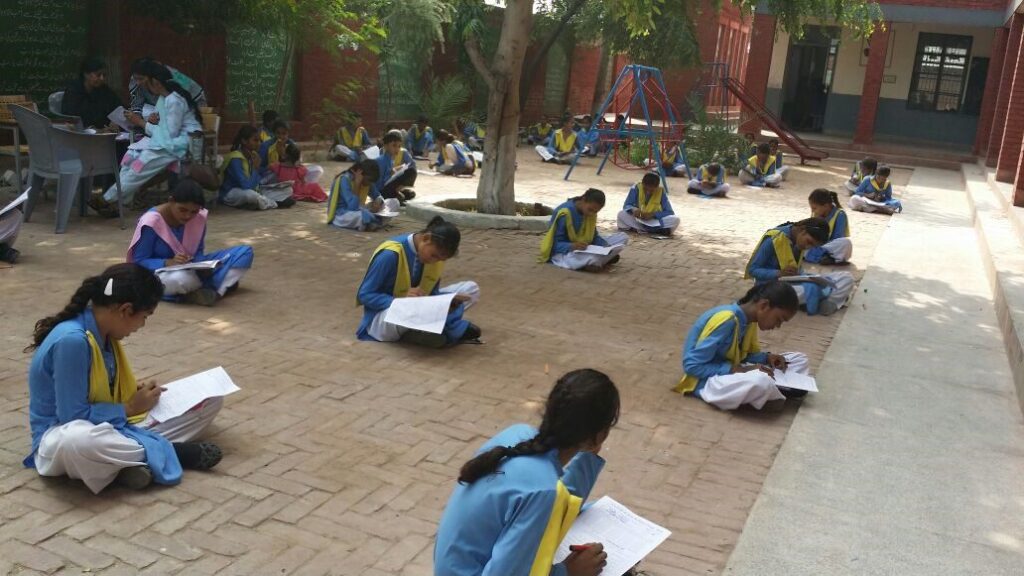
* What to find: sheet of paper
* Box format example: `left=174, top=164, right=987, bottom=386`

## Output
left=773, top=369, right=819, bottom=392
left=0, top=190, right=29, bottom=217
left=553, top=496, right=671, bottom=576
left=384, top=163, right=410, bottom=187
left=778, top=275, right=819, bottom=282
left=363, top=146, right=380, bottom=160
left=471, top=151, right=484, bottom=163
left=535, top=145, right=554, bottom=161
left=573, top=244, right=614, bottom=256
left=637, top=217, right=661, bottom=227
left=156, top=260, right=220, bottom=273
left=107, top=106, right=131, bottom=132
left=148, top=366, right=240, bottom=423
left=417, top=169, right=439, bottom=176
left=383, top=292, right=457, bottom=334
left=128, top=136, right=151, bottom=151
left=861, top=196, right=891, bottom=207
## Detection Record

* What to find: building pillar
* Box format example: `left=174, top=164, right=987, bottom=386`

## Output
left=997, top=19, right=1024, bottom=183
left=853, top=23, right=891, bottom=145
left=988, top=13, right=1024, bottom=167
left=739, top=13, right=777, bottom=135
left=974, top=27, right=1010, bottom=156
left=1015, top=140, right=1024, bottom=207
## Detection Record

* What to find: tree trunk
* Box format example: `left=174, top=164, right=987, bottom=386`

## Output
left=471, top=0, right=533, bottom=215
left=274, top=34, right=295, bottom=109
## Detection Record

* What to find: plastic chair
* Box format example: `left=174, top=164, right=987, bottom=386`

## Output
left=9, top=104, right=123, bottom=233
left=50, top=126, right=125, bottom=231
left=48, top=91, right=64, bottom=115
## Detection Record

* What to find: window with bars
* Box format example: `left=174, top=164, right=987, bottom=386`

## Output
left=908, top=33, right=973, bottom=113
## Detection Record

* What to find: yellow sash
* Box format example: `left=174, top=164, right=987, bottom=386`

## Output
left=267, top=141, right=284, bottom=165
left=537, top=206, right=596, bottom=263
left=258, top=128, right=272, bottom=143
left=661, top=145, right=677, bottom=165
left=85, top=331, right=146, bottom=424
left=827, top=208, right=849, bottom=238
left=220, top=150, right=250, bottom=181
left=340, top=126, right=365, bottom=148
left=744, top=228, right=800, bottom=279
left=363, top=240, right=444, bottom=301
left=637, top=184, right=663, bottom=214
left=674, top=310, right=760, bottom=393
left=327, top=174, right=371, bottom=224
left=747, top=154, right=771, bottom=175
left=528, top=480, right=583, bottom=576
left=392, top=149, right=406, bottom=168
left=554, top=130, right=577, bottom=154
left=536, top=123, right=552, bottom=138
left=698, top=165, right=716, bottom=183
left=869, top=177, right=886, bottom=192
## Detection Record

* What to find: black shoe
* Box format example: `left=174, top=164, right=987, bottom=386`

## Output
left=114, top=465, right=153, bottom=489
left=819, top=254, right=837, bottom=265
left=277, top=197, right=296, bottom=208
left=460, top=323, right=482, bottom=342
left=778, top=387, right=808, bottom=400
left=608, top=254, right=621, bottom=265
left=687, top=187, right=702, bottom=195
left=401, top=189, right=416, bottom=201
left=184, top=287, right=218, bottom=307
left=173, top=442, right=223, bottom=470
left=0, top=245, right=17, bottom=264
left=400, top=330, right=448, bottom=348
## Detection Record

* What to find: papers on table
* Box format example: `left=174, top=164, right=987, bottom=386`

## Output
left=554, top=496, right=671, bottom=576
left=363, top=146, right=381, bottom=160
left=147, top=366, right=240, bottom=423
left=773, top=369, right=819, bottom=393
left=107, top=106, right=132, bottom=132
left=384, top=163, right=410, bottom=188
left=156, top=259, right=220, bottom=273
left=383, top=292, right=457, bottom=334
left=0, top=189, right=29, bottom=217
left=573, top=244, right=614, bottom=256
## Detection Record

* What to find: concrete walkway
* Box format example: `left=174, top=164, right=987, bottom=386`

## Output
left=724, top=168, right=1024, bottom=575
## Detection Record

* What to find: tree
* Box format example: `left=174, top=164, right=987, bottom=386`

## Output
left=458, top=0, right=882, bottom=215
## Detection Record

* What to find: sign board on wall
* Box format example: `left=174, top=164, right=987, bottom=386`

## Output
left=0, top=0, right=88, bottom=105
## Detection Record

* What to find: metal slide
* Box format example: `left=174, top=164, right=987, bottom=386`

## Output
left=723, top=77, right=829, bottom=163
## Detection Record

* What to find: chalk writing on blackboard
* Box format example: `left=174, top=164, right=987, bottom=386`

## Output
left=0, top=0, right=88, bottom=104
left=225, top=26, right=296, bottom=119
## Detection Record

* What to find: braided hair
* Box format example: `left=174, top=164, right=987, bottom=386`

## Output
left=458, top=369, right=620, bottom=484
left=776, top=217, right=830, bottom=245
left=808, top=188, right=840, bottom=210
left=27, top=264, right=164, bottom=351
left=738, top=281, right=799, bottom=311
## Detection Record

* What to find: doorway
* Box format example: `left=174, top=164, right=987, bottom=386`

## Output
left=780, top=26, right=840, bottom=132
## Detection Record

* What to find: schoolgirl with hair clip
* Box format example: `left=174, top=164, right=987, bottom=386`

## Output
left=24, top=264, right=223, bottom=493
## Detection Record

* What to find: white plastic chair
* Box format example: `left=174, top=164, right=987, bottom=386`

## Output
left=48, top=91, right=64, bottom=115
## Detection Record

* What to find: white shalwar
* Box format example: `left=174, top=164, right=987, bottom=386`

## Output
left=687, top=179, right=730, bottom=197
left=698, top=352, right=809, bottom=410
left=739, top=170, right=783, bottom=186
left=367, top=281, right=480, bottom=342
left=615, top=211, right=681, bottom=234
left=822, top=237, right=853, bottom=262
left=34, top=397, right=223, bottom=494
left=791, top=271, right=855, bottom=309
left=550, top=232, right=629, bottom=270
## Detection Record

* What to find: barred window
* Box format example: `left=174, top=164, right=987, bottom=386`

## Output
left=908, top=33, right=972, bottom=113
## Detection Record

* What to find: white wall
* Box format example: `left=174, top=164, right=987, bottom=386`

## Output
left=767, top=29, right=790, bottom=90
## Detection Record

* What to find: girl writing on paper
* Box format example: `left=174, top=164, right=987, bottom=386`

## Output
left=539, top=188, right=628, bottom=272
left=127, top=179, right=254, bottom=306
left=616, top=172, right=681, bottom=235
left=803, top=188, right=852, bottom=265
left=356, top=216, right=481, bottom=347
left=745, top=217, right=854, bottom=316
left=850, top=165, right=902, bottom=215
left=269, top=144, right=328, bottom=203
left=220, top=126, right=295, bottom=210
left=435, top=368, right=618, bottom=576
left=327, top=160, right=399, bottom=231
left=675, top=282, right=811, bottom=411
left=24, top=264, right=223, bottom=494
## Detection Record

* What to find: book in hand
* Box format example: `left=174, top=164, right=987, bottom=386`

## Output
left=147, top=366, right=240, bottom=423
left=772, top=369, right=818, bottom=392
left=778, top=274, right=831, bottom=287
left=384, top=163, right=410, bottom=187
left=553, top=496, right=671, bottom=576
left=157, top=259, right=221, bottom=273
left=106, top=106, right=132, bottom=132
left=573, top=244, right=614, bottom=256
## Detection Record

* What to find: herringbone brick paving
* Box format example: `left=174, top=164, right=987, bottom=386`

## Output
left=0, top=154, right=909, bottom=575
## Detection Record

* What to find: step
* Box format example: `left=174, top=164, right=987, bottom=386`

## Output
left=778, top=142, right=966, bottom=171
left=963, top=162, right=1024, bottom=416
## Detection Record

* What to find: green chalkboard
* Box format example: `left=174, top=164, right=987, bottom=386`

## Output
left=225, top=25, right=295, bottom=119
left=379, top=48, right=421, bottom=122
left=0, top=0, right=88, bottom=105
left=543, top=42, right=569, bottom=117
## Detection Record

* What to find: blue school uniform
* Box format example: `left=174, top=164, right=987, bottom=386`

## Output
left=257, top=137, right=296, bottom=167
left=357, top=234, right=470, bottom=343
left=434, top=423, right=604, bottom=576
left=682, top=303, right=768, bottom=397
left=804, top=207, right=849, bottom=263
left=547, top=130, right=581, bottom=157
left=854, top=177, right=903, bottom=212
left=743, top=154, right=778, bottom=186
left=436, top=141, right=473, bottom=171
left=773, top=151, right=784, bottom=171
left=376, top=147, right=416, bottom=189
left=328, top=172, right=383, bottom=228
left=545, top=199, right=609, bottom=259
left=406, top=125, right=434, bottom=156
left=576, top=126, right=600, bottom=155
left=219, top=153, right=262, bottom=202
left=623, top=184, right=675, bottom=229
left=695, top=164, right=725, bottom=185
left=747, top=225, right=831, bottom=314
left=130, top=208, right=254, bottom=299
left=24, top=309, right=182, bottom=485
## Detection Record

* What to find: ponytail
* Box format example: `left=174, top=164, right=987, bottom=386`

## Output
left=576, top=188, right=605, bottom=207
left=778, top=217, right=829, bottom=245
left=738, top=281, right=799, bottom=311
left=232, top=125, right=258, bottom=151
left=808, top=188, right=840, bottom=209
left=27, top=264, right=164, bottom=351
left=458, top=369, right=620, bottom=485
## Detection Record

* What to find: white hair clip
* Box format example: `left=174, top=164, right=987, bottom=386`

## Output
left=103, top=278, right=114, bottom=296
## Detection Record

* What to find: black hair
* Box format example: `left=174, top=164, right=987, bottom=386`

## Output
left=262, top=110, right=279, bottom=126
left=768, top=138, right=779, bottom=147
left=348, top=158, right=380, bottom=183
left=458, top=369, right=620, bottom=484
left=577, top=188, right=606, bottom=207
left=169, top=178, right=206, bottom=207
left=421, top=216, right=461, bottom=258
left=130, top=56, right=156, bottom=76
left=781, top=216, right=830, bottom=245
left=862, top=158, right=878, bottom=173
left=284, top=143, right=301, bottom=164
left=146, top=63, right=203, bottom=127
left=808, top=188, right=840, bottom=209
left=231, top=125, right=258, bottom=151
left=436, top=129, right=454, bottom=144
left=876, top=165, right=891, bottom=177
left=272, top=120, right=289, bottom=133
left=79, top=57, right=106, bottom=79
left=757, top=142, right=771, bottom=155
left=738, top=281, right=799, bottom=311
left=641, top=172, right=660, bottom=187
left=382, top=130, right=403, bottom=145
left=416, top=115, right=429, bottom=124
left=28, top=264, right=163, bottom=351
left=706, top=163, right=722, bottom=176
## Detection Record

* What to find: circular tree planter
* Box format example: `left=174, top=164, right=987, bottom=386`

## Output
left=405, top=198, right=553, bottom=231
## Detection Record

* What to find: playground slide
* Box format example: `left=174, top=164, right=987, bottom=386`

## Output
left=723, top=77, right=829, bottom=163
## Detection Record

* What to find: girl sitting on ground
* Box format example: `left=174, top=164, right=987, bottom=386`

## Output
left=617, top=171, right=681, bottom=235
left=326, top=160, right=399, bottom=231
left=803, top=188, right=852, bottom=266
left=539, top=188, right=628, bottom=272
left=269, top=143, right=328, bottom=203
left=219, top=126, right=294, bottom=210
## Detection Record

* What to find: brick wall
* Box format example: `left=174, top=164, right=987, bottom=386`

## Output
left=521, top=46, right=548, bottom=123
left=566, top=44, right=602, bottom=115
left=975, top=27, right=1009, bottom=155
left=739, top=13, right=777, bottom=134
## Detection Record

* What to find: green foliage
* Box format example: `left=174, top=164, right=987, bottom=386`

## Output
left=380, top=0, right=453, bottom=69
left=308, top=79, right=364, bottom=159
left=628, top=137, right=654, bottom=169
left=683, top=95, right=749, bottom=172
left=416, top=76, right=472, bottom=133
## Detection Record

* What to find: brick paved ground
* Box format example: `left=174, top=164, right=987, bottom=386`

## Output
left=0, top=151, right=910, bottom=575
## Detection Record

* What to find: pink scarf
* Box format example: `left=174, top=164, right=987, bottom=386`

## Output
left=127, top=208, right=208, bottom=263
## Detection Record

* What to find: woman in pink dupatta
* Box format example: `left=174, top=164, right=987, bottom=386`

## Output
left=127, top=179, right=254, bottom=306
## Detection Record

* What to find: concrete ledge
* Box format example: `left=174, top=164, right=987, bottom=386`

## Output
left=964, top=162, right=1024, bottom=417
left=404, top=199, right=550, bottom=232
